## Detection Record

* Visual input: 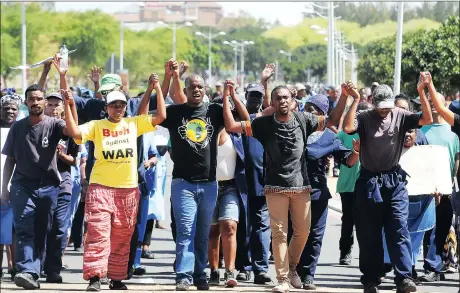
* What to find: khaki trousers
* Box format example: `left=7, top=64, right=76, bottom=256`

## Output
left=266, top=191, right=311, bottom=281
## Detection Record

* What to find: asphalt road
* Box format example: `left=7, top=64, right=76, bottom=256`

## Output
left=1, top=156, right=459, bottom=292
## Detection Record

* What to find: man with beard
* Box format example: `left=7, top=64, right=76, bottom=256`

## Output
left=160, top=71, right=250, bottom=290
left=1, top=84, right=75, bottom=290
left=343, top=82, right=433, bottom=293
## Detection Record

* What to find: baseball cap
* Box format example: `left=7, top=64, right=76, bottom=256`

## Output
left=46, top=92, right=63, bottom=100
left=373, top=84, right=395, bottom=109
left=295, top=83, right=306, bottom=91
left=106, top=91, right=127, bottom=104
left=215, top=82, right=223, bottom=87
left=98, top=74, right=122, bottom=93
left=246, top=83, right=265, bottom=95
left=411, top=97, right=421, bottom=105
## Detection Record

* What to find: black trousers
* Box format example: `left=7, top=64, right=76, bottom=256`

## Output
left=339, top=192, right=355, bottom=254
left=143, top=219, right=154, bottom=246
left=70, top=201, right=85, bottom=249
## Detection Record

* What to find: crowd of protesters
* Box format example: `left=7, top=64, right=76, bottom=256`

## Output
left=1, top=55, right=460, bottom=293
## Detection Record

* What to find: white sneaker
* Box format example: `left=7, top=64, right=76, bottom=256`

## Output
left=272, top=280, right=290, bottom=293
left=288, top=266, right=302, bottom=289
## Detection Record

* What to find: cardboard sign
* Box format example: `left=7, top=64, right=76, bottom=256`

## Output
left=399, top=145, right=452, bottom=196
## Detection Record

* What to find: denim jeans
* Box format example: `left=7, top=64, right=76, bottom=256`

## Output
left=249, top=196, right=270, bottom=273
left=10, top=181, right=59, bottom=277
left=171, top=178, right=218, bottom=284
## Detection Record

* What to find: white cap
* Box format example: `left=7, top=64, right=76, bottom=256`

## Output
left=106, top=91, right=127, bottom=104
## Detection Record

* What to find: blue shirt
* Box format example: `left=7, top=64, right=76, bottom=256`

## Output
left=242, top=113, right=264, bottom=197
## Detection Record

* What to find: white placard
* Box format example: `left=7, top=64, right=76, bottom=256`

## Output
left=399, top=145, right=452, bottom=196
left=1, top=128, right=10, bottom=191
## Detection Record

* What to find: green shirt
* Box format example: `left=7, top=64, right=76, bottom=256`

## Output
left=336, top=131, right=360, bottom=193
left=421, top=123, right=460, bottom=177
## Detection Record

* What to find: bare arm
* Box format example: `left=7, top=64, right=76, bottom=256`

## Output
left=1, top=156, right=15, bottom=205
left=228, top=81, right=250, bottom=121
left=57, top=151, right=77, bottom=167
left=328, top=82, right=359, bottom=129
left=223, top=83, right=245, bottom=133
left=38, top=61, right=52, bottom=90
left=425, top=72, right=453, bottom=125
left=62, top=90, right=82, bottom=139
left=260, top=63, right=275, bottom=109
left=87, top=66, right=103, bottom=100
left=152, top=81, right=166, bottom=126
left=417, top=73, right=433, bottom=126
left=137, top=73, right=158, bottom=115
left=346, top=138, right=360, bottom=167
left=343, top=97, right=359, bottom=134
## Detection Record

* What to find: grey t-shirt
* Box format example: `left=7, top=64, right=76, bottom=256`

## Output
left=252, top=112, right=319, bottom=189
left=355, top=107, right=420, bottom=172
left=2, top=116, right=66, bottom=185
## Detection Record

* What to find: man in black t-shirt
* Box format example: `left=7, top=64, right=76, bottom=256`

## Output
left=160, top=70, right=249, bottom=290
left=1, top=84, right=73, bottom=290
left=223, top=82, right=325, bottom=293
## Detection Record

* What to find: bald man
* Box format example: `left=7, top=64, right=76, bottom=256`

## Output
left=159, top=74, right=250, bottom=290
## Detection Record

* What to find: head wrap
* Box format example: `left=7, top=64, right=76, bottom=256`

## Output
left=1, top=93, right=23, bottom=108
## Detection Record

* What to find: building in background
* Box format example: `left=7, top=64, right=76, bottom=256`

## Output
left=113, top=1, right=223, bottom=27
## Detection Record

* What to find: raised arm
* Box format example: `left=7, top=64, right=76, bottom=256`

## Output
left=87, top=66, right=103, bottom=100
left=38, top=60, right=52, bottom=90
left=168, top=59, right=187, bottom=104
left=228, top=80, right=250, bottom=121
left=343, top=89, right=360, bottom=134
left=53, top=55, right=78, bottom=125
left=417, top=72, right=433, bottom=126
left=137, top=73, right=159, bottom=115
left=223, top=81, right=245, bottom=134
left=328, top=81, right=359, bottom=129
left=260, top=63, right=275, bottom=109
left=424, top=72, right=453, bottom=125
left=62, top=89, right=82, bottom=140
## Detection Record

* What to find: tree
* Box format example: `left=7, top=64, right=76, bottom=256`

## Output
left=280, top=44, right=327, bottom=83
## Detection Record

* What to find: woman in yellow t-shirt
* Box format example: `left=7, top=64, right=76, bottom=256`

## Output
left=61, top=73, right=166, bottom=291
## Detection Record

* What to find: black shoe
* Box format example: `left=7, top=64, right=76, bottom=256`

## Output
left=176, top=279, right=190, bottom=291
left=236, top=270, right=251, bottom=281
left=46, top=272, right=63, bottom=283
left=209, top=270, right=220, bottom=286
left=194, top=279, right=209, bottom=290
left=269, top=255, right=275, bottom=264
left=339, top=251, right=352, bottom=265
left=418, top=271, right=445, bottom=282
left=141, top=250, right=155, bottom=259
left=254, top=272, right=272, bottom=284
left=363, top=283, right=379, bottom=293
left=8, top=267, right=17, bottom=282
left=133, top=266, right=146, bottom=276
left=303, top=279, right=317, bottom=290
left=14, top=273, right=40, bottom=290
left=224, top=270, right=238, bottom=288
left=396, top=279, right=417, bottom=293
left=173, top=259, right=176, bottom=273
left=109, top=280, right=128, bottom=290
left=87, top=276, right=101, bottom=292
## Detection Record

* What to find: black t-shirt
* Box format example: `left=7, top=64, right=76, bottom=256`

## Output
left=251, top=112, right=319, bottom=189
left=160, top=102, right=224, bottom=182
left=453, top=113, right=460, bottom=137
left=57, top=138, right=80, bottom=195
left=2, top=116, right=66, bottom=185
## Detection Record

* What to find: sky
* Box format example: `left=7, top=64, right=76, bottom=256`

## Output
left=54, top=2, right=309, bottom=26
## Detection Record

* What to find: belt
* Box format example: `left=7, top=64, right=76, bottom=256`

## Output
left=219, top=179, right=235, bottom=188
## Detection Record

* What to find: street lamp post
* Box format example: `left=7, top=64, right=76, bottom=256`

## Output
left=120, top=20, right=124, bottom=72
left=158, top=21, right=193, bottom=59
left=230, top=40, right=254, bottom=87
left=195, top=29, right=226, bottom=85
left=279, top=50, right=292, bottom=63
left=394, top=2, right=405, bottom=95
left=222, top=41, right=240, bottom=82
left=22, top=2, right=27, bottom=93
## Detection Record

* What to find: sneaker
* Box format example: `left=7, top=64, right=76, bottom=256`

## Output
left=236, top=270, right=251, bottom=281
left=14, top=273, right=40, bottom=290
left=62, top=263, right=69, bottom=270
left=288, top=265, right=302, bottom=289
left=194, top=279, right=209, bottom=290
left=272, top=280, right=290, bottom=293
left=176, top=279, right=190, bottom=291
left=254, top=272, right=272, bottom=284
left=100, top=276, right=109, bottom=285
left=418, top=271, right=445, bottom=282
left=86, top=276, right=101, bottom=292
left=396, top=278, right=416, bottom=293
left=109, top=280, right=128, bottom=290
left=133, top=266, right=146, bottom=276
left=363, top=283, right=379, bottom=293
left=209, top=270, right=220, bottom=286
left=46, top=272, right=63, bottom=283
left=224, top=270, right=238, bottom=288
left=303, top=279, right=316, bottom=290
left=40, top=271, right=47, bottom=279
left=339, top=252, right=352, bottom=265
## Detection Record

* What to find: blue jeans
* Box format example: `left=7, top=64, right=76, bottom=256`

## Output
left=10, top=181, right=59, bottom=277
left=44, top=192, right=71, bottom=274
left=171, top=178, right=218, bottom=284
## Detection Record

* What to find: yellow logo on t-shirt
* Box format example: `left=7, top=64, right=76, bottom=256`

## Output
left=179, top=118, right=213, bottom=151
